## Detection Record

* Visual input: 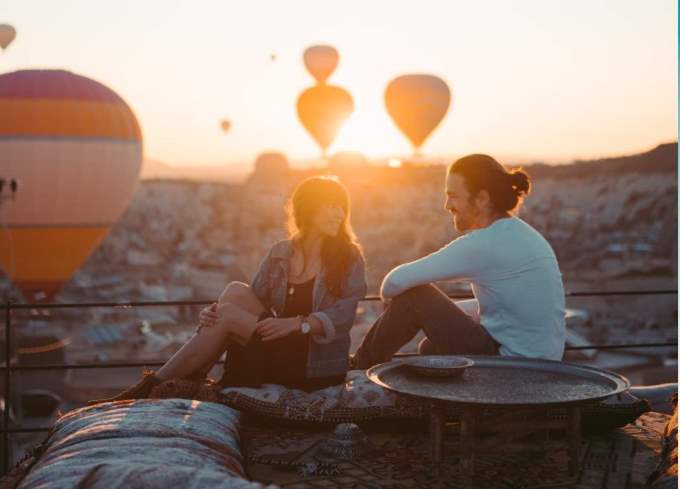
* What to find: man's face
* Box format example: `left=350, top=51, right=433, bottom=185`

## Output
left=445, top=173, right=481, bottom=232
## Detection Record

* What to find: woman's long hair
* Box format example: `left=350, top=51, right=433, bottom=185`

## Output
left=286, top=176, right=362, bottom=296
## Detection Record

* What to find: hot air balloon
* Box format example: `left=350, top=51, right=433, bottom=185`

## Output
left=0, top=24, right=16, bottom=51
left=296, top=85, right=353, bottom=158
left=0, top=70, right=142, bottom=302
left=385, top=74, right=451, bottom=154
left=220, top=120, right=231, bottom=133
left=303, top=45, right=339, bottom=84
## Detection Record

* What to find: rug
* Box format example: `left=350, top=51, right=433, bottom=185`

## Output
left=243, top=412, right=670, bottom=489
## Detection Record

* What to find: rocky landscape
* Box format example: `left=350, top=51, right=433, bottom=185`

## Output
left=0, top=143, right=676, bottom=384
left=64, top=143, right=678, bottom=300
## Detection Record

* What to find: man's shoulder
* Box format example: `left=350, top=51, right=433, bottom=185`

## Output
left=503, top=217, right=558, bottom=257
left=486, top=217, right=544, bottom=238
left=472, top=217, right=555, bottom=255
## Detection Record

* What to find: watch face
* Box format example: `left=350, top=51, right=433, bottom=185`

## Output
left=301, top=322, right=311, bottom=334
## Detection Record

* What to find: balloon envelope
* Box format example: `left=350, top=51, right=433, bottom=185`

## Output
left=296, top=85, right=353, bottom=155
left=0, top=70, right=142, bottom=301
left=303, top=45, right=339, bottom=84
left=220, top=120, right=231, bottom=133
left=0, top=24, right=15, bottom=50
left=385, top=74, right=451, bottom=151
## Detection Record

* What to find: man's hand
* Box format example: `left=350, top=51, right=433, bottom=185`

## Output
left=256, top=317, right=301, bottom=341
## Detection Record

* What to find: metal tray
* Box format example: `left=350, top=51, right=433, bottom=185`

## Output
left=367, top=355, right=630, bottom=407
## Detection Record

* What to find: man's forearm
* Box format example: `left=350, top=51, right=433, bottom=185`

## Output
left=380, top=238, right=472, bottom=299
left=380, top=260, right=438, bottom=299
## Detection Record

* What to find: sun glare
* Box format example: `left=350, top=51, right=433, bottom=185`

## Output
left=330, top=105, right=407, bottom=158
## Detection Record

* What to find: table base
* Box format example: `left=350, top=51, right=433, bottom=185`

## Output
left=429, top=405, right=582, bottom=483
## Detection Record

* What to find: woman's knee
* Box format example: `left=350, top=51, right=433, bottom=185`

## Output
left=218, top=281, right=250, bottom=304
left=218, top=281, right=265, bottom=317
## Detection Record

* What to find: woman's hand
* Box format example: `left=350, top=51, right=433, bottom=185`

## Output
left=255, top=317, right=301, bottom=341
left=197, top=302, right=218, bottom=329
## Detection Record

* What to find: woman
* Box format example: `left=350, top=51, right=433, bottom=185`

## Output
left=91, top=176, right=367, bottom=403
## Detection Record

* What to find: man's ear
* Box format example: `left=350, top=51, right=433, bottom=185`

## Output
left=476, top=189, right=492, bottom=210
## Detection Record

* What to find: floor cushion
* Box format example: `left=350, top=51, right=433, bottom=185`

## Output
left=219, top=370, right=650, bottom=431
left=5, top=399, right=275, bottom=489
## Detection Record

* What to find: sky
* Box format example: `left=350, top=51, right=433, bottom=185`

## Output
left=2, top=0, right=678, bottom=167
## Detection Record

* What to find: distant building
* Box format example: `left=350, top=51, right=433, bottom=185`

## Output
left=249, top=152, right=290, bottom=184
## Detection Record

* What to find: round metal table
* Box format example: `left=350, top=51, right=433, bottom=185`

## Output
left=367, top=355, right=630, bottom=483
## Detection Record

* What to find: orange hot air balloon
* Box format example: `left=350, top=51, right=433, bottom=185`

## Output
left=296, top=85, right=353, bottom=157
left=0, top=70, right=142, bottom=302
left=385, top=74, right=451, bottom=153
left=0, top=24, right=16, bottom=51
left=220, top=119, right=231, bottom=133
left=303, top=45, right=339, bottom=84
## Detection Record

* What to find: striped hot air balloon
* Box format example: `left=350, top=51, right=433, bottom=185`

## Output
left=0, top=69, right=142, bottom=302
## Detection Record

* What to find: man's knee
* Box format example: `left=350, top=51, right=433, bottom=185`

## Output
left=394, top=284, right=435, bottom=304
left=418, top=337, right=436, bottom=354
left=218, top=281, right=250, bottom=303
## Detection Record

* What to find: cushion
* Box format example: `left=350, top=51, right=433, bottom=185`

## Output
left=7, top=399, right=273, bottom=489
left=219, top=370, right=433, bottom=423
left=220, top=370, right=650, bottom=431
left=646, top=395, right=678, bottom=489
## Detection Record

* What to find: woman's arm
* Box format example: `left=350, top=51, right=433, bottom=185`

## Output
left=255, top=314, right=324, bottom=341
left=255, top=248, right=367, bottom=343
left=250, top=246, right=274, bottom=307
left=309, top=252, right=368, bottom=344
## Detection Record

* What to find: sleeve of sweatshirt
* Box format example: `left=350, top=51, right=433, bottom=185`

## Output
left=380, top=231, right=488, bottom=299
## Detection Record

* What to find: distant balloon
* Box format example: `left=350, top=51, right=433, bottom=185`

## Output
left=0, top=24, right=16, bottom=51
left=385, top=74, right=451, bottom=153
left=303, top=45, right=339, bottom=84
left=0, top=70, right=142, bottom=302
left=220, top=120, right=231, bottom=133
left=297, top=85, right=353, bottom=157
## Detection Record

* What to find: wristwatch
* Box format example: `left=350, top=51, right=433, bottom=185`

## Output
left=300, top=318, right=311, bottom=335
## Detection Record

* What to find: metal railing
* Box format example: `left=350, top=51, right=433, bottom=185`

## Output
left=0, top=288, right=677, bottom=474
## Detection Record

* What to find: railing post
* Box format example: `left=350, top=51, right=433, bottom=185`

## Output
left=3, top=300, right=11, bottom=474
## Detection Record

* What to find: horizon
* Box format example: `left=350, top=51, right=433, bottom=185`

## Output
left=3, top=0, right=677, bottom=166
left=140, top=140, right=679, bottom=182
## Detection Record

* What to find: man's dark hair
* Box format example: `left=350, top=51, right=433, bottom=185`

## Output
left=448, top=154, right=531, bottom=213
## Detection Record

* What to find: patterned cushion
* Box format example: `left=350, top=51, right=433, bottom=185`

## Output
left=220, top=370, right=650, bottom=430
left=646, top=395, right=677, bottom=488
left=219, top=370, right=431, bottom=423
left=8, top=399, right=273, bottom=489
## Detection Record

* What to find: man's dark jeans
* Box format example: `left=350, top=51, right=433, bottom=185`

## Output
left=353, top=284, right=500, bottom=369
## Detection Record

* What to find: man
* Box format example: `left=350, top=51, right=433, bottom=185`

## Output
left=352, top=154, right=565, bottom=369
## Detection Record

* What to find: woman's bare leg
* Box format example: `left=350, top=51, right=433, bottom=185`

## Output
left=155, top=282, right=265, bottom=381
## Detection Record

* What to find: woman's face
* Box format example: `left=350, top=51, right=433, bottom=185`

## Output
left=310, top=202, right=346, bottom=237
